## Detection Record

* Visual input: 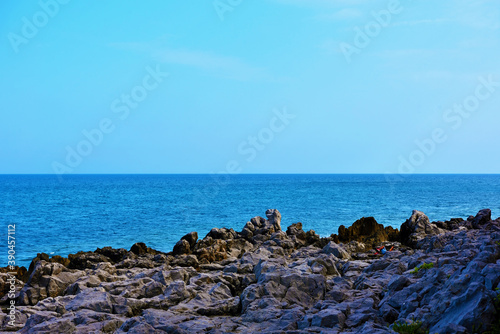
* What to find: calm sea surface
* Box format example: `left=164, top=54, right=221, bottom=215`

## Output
left=1, top=174, right=499, bottom=268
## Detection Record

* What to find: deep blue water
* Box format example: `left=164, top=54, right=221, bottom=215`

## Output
left=1, top=174, right=499, bottom=268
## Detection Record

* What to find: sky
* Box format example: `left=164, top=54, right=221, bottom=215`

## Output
left=1, top=0, right=499, bottom=174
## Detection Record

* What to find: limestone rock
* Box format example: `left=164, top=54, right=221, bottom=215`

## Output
left=336, top=216, right=399, bottom=247
left=400, top=210, right=446, bottom=248
left=10, top=209, right=500, bottom=333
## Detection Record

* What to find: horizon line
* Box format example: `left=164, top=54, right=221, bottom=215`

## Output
left=1, top=173, right=499, bottom=176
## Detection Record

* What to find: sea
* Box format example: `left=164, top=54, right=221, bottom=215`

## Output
left=1, top=174, right=499, bottom=268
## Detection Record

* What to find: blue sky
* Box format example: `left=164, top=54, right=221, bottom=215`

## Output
left=1, top=0, right=499, bottom=174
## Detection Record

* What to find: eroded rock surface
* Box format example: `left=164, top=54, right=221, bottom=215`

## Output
left=1, top=209, right=499, bottom=333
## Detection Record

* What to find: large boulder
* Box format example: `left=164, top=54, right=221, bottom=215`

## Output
left=206, top=228, right=237, bottom=240
left=173, top=231, right=199, bottom=256
left=322, top=241, right=350, bottom=260
left=335, top=217, right=399, bottom=247
left=173, top=239, right=191, bottom=256
left=266, top=209, right=282, bottom=232
left=400, top=210, right=446, bottom=248
left=129, top=242, right=160, bottom=256
left=181, top=231, right=198, bottom=249
left=95, top=247, right=128, bottom=263
left=472, top=209, right=492, bottom=229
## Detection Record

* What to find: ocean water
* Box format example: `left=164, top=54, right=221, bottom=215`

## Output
left=1, top=174, right=499, bottom=268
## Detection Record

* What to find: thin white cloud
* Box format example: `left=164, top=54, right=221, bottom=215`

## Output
left=152, top=49, right=272, bottom=81
left=377, top=49, right=438, bottom=58
left=271, top=0, right=380, bottom=7
left=451, top=0, right=500, bottom=30
left=391, top=18, right=451, bottom=27
left=109, top=41, right=279, bottom=82
left=314, top=8, right=364, bottom=21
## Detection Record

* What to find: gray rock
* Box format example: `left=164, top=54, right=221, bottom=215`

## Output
left=66, top=288, right=113, bottom=313
left=472, top=209, right=492, bottom=229
left=323, top=241, right=351, bottom=260
left=12, top=209, right=500, bottom=333
left=400, top=210, right=446, bottom=247
left=311, top=308, right=346, bottom=328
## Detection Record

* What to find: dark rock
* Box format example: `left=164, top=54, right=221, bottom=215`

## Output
left=472, top=209, right=491, bottom=229
left=286, top=222, right=307, bottom=241
left=433, top=218, right=463, bottom=231
left=305, top=230, right=320, bottom=245
left=336, top=217, right=399, bottom=247
left=173, top=240, right=191, bottom=256
left=47, top=255, right=70, bottom=268
left=311, top=307, right=346, bottom=328
left=379, top=303, right=399, bottom=323
left=206, top=228, right=237, bottom=240
left=129, top=242, right=161, bottom=256
left=400, top=210, right=446, bottom=248
left=68, top=252, right=111, bottom=270
left=181, top=231, right=198, bottom=249
left=194, top=238, right=228, bottom=263
left=0, top=265, right=28, bottom=282
left=95, top=247, right=128, bottom=263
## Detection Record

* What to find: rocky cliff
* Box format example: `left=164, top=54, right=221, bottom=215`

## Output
left=1, top=209, right=499, bottom=333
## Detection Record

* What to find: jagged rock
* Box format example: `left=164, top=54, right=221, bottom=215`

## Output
left=305, top=230, right=320, bottom=245
left=433, top=218, right=464, bottom=231
left=336, top=217, right=399, bottom=247
left=173, top=239, right=191, bottom=256
left=17, top=261, right=84, bottom=306
left=129, top=242, right=160, bottom=256
left=472, top=209, right=491, bottom=229
left=194, top=238, right=228, bottom=263
left=322, top=241, right=351, bottom=260
left=266, top=209, right=282, bottom=231
left=181, top=232, right=198, bottom=249
left=206, top=228, right=237, bottom=240
left=400, top=210, right=446, bottom=247
left=311, top=307, right=346, bottom=328
left=68, top=252, right=112, bottom=270
left=95, top=247, right=128, bottom=263
left=66, top=287, right=113, bottom=313
left=9, top=209, right=500, bottom=333
left=286, top=222, right=306, bottom=240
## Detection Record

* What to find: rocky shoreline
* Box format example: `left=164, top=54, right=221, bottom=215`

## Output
left=1, top=209, right=499, bottom=333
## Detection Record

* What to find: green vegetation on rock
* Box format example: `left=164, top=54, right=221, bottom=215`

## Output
left=410, top=262, right=434, bottom=274
left=392, top=319, right=429, bottom=334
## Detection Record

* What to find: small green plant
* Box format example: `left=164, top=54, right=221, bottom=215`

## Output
left=495, top=241, right=500, bottom=247
left=392, top=319, right=429, bottom=334
left=410, top=262, right=434, bottom=274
